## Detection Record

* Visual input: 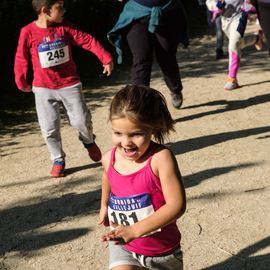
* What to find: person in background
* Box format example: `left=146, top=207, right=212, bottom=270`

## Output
left=99, top=85, right=186, bottom=269
left=199, top=0, right=226, bottom=60
left=253, top=18, right=263, bottom=51
left=254, top=0, right=270, bottom=54
left=14, top=0, right=114, bottom=177
left=108, top=0, right=188, bottom=109
left=217, top=0, right=263, bottom=90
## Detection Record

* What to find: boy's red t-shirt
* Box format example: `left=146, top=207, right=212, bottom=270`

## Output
left=14, top=20, right=113, bottom=90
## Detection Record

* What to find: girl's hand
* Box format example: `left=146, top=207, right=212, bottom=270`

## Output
left=98, top=206, right=109, bottom=227
left=101, top=223, right=137, bottom=244
left=22, top=85, right=32, bottom=92
left=103, top=61, right=114, bottom=76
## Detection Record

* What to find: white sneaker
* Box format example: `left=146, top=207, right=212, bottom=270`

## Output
left=171, top=92, right=183, bottom=109
left=224, top=78, right=239, bottom=90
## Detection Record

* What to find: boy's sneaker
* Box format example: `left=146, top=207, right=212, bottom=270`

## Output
left=171, top=92, right=183, bottom=109
left=224, top=77, right=239, bottom=90
left=85, top=142, right=102, bottom=162
left=50, top=160, right=65, bottom=178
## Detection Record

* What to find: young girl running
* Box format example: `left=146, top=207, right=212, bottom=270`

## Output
left=98, top=85, right=186, bottom=270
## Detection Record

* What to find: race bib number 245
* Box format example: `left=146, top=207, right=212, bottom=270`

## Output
left=38, top=39, right=70, bottom=68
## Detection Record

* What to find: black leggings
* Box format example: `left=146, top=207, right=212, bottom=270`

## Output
left=257, top=0, right=270, bottom=52
left=126, top=8, right=188, bottom=94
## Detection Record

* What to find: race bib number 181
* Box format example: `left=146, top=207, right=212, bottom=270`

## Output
left=108, top=193, right=161, bottom=235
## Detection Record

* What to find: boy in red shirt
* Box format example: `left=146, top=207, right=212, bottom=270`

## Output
left=14, top=0, right=114, bottom=177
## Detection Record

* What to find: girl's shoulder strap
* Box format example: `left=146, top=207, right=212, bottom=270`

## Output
left=109, top=146, right=117, bottom=167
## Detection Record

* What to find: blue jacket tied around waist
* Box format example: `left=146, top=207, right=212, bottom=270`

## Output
left=107, top=0, right=184, bottom=64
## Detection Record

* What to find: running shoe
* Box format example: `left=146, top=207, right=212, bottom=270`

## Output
left=85, top=142, right=102, bottom=162
left=50, top=160, right=65, bottom=178
left=224, top=77, right=239, bottom=90
left=171, top=92, right=183, bottom=109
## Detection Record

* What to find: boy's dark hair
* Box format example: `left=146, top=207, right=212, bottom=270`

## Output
left=109, top=85, right=175, bottom=144
left=32, top=0, right=60, bottom=15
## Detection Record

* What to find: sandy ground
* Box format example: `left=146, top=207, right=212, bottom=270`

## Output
left=1, top=22, right=270, bottom=270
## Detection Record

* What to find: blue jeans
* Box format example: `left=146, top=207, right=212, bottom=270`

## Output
left=206, top=9, right=224, bottom=50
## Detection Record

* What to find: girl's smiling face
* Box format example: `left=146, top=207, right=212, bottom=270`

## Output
left=111, top=117, right=153, bottom=162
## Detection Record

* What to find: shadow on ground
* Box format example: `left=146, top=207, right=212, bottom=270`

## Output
left=182, top=162, right=259, bottom=188
left=168, top=125, right=270, bottom=155
left=178, top=92, right=270, bottom=122
left=202, top=236, right=270, bottom=270
left=0, top=184, right=100, bottom=255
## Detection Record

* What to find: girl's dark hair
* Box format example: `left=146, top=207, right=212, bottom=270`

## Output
left=32, top=0, right=60, bottom=15
left=109, top=85, right=175, bottom=144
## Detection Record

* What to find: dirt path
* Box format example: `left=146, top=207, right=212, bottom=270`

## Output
left=1, top=22, right=270, bottom=270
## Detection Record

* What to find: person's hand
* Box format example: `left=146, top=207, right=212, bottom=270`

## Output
left=22, top=85, right=32, bottom=92
left=98, top=206, right=109, bottom=227
left=103, top=61, right=114, bottom=76
left=101, top=223, right=137, bottom=244
left=211, top=9, right=221, bottom=22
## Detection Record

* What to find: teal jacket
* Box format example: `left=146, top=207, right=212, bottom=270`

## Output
left=108, top=0, right=183, bottom=64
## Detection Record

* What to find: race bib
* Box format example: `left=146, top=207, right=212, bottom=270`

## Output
left=38, top=39, right=70, bottom=68
left=108, top=193, right=161, bottom=235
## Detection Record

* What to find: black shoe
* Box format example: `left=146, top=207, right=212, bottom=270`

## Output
left=216, top=48, right=225, bottom=60
left=171, top=92, right=183, bottom=109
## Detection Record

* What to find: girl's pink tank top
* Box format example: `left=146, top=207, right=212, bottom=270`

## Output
left=107, top=144, right=181, bottom=256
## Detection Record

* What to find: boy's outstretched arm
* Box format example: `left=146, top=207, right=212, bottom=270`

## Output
left=67, top=22, right=113, bottom=73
